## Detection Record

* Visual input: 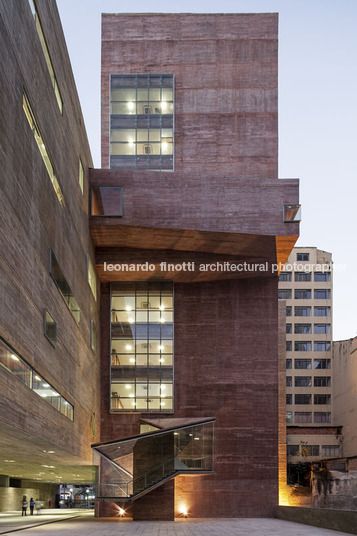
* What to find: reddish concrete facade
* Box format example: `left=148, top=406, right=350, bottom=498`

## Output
left=92, top=13, right=300, bottom=519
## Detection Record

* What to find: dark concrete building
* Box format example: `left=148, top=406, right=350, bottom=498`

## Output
left=0, top=0, right=100, bottom=510
left=90, top=13, right=300, bottom=519
left=0, top=3, right=299, bottom=519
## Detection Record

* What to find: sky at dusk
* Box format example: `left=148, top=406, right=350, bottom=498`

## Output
left=57, top=0, right=357, bottom=341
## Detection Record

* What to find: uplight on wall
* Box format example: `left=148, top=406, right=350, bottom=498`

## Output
left=180, top=506, right=188, bottom=518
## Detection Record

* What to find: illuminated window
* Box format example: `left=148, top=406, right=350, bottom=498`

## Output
left=90, top=320, right=96, bottom=353
left=0, top=337, right=73, bottom=421
left=79, top=159, right=84, bottom=194
left=23, top=91, right=64, bottom=207
left=27, top=0, right=63, bottom=112
left=110, top=75, right=174, bottom=170
left=87, top=254, right=97, bottom=301
left=110, top=282, right=173, bottom=412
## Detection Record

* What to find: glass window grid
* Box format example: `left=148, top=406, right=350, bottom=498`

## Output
left=294, top=289, right=311, bottom=299
left=314, top=394, right=331, bottom=405
left=294, top=341, right=312, bottom=352
left=295, top=272, right=311, bottom=282
left=314, top=272, right=331, bottom=282
left=0, top=337, right=73, bottom=420
left=314, top=359, right=331, bottom=369
left=110, top=282, right=173, bottom=413
left=279, top=272, right=292, bottom=282
left=314, top=289, right=331, bottom=299
left=294, top=412, right=312, bottom=423
left=314, top=341, right=331, bottom=351
left=322, top=445, right=340, bottom=457
left=314, top=307, right=331, bottom=317
left=286, top=411, right=293, bottom=423
left=295, top=376, right=312, bottom=387
left=110, top=74, right=174, bottom=171
left=286, top=394, right=292, bottom=404
left=295, top=394, right=312, bottom=405
left=314, top=323, right=331, bottom=334
left=297, top=253, right=309, bottom=261
left=278, top=289, right=292, bottom=299
left=295, top=359, right=312, bottom=369
left=314, top=376, right=331, bottom=387
left=295, top=306, right=311, bottom=317
left=294, top=323, right=312, bottom=334
left=314, top=412, right=331, bottom=423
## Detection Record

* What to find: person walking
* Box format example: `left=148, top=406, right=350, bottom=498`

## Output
left=29, top=498, right=35, bottom=515
left=21, top=497, right=28, bottom=516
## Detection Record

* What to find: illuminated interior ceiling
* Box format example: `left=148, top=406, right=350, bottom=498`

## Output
left=0, top=421, right=93, bottom=484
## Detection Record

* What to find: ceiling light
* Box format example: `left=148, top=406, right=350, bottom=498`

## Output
left=11, top=354, right=19, bottom=361
left=125, top=384, right=131, bottom=389
left=162, top=142, right=168, bottom=150
left=125, top=306, right=132, bottom=311
left=4, top=460, right=15, bottom=463
left=194, top=437, right=200, bottom=441
left=158, top=345, right=164, bottom=351
left=128, top=318, right=134, bottom=323
left=129, top=394, right=134, bottom=398
left=125, top=344, right=132, bottom=351
left=42, top=383, right=49, bottom=388
left=35, top=375, right=41, bottom=381
left=160, top=402, right=165, bottom=407
left=130, top=358, right=135, bottom=363
left=159, top=305, right=165, bottom=311
left=127, top=101, right=134, bottom=110
left=161, top=101, right=167, bottom=111
left=159, top=358, right=164, bottom=363
left=159, top=317, right=165, bottom=323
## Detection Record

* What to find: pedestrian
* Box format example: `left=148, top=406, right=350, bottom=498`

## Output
left=35, top=499, right=42, bottom=515
left=22, top=497, right=28, bottom=516
left=29, top=497, right=35, bottom=515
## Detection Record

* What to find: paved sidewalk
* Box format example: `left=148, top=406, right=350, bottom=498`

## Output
left=0, top=509, right=92, bottom=535
left=2, top=517, right=353, bottom=536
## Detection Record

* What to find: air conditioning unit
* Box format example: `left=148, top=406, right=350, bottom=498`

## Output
left=142, top=343, right=151, bottom=349
left=141, top=301, right=151, bottom=309
left=143, top=105, right=152, bottom=114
